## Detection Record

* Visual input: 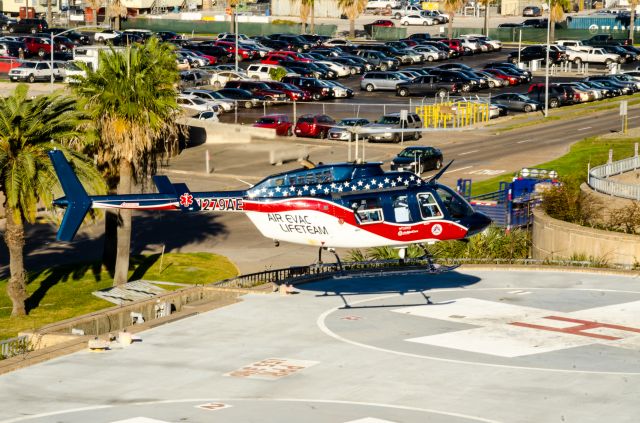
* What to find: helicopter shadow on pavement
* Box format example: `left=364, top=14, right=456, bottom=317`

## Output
left=298, top=270, right=482, bottom=310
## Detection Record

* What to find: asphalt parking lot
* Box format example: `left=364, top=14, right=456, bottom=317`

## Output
left=1, top=269, right=640, bottom=423
left=217, top=46, right=629, bottom=126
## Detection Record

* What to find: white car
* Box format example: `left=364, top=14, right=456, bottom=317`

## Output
left=94, top=30, right=121, bottom=43
left=209, top=70, right=250, bottom=88
left=62, top=61, right=86, bottom=84
left=196, top=110, right=220, bottom=122
left=400, top=14, right=434, bottom=26
left=322, top=38, right=353, bottom=47
left=409, top=45, right=442, bottom=62
left=177, top=95, right=219, bottom=114
left=462, top=34, right=502, bottom=51
left=365, top=0, right=401, bottom=9
left=317, top=60, right=351, bottom=77
left=183, top=88, right=235, bottom=112
left=246, top=64, right=292, bottom=81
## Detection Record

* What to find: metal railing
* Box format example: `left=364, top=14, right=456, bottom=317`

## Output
left=0, top=335, right=29, bottom=360
left=588, top=155, right=640, bottom=200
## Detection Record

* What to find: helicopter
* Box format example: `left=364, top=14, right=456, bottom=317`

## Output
left=48, top=150, right=491, bottom=266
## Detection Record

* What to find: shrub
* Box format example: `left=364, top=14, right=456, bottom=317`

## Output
left=271, top=19, right=297, bottom=25
left=268, top=67, right=288, bottom=82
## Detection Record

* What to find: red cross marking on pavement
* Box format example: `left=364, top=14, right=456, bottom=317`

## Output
left=510, top=316, right=640, bottom=341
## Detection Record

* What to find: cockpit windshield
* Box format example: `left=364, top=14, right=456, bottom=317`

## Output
left=436, top=185, right=474, bottom=218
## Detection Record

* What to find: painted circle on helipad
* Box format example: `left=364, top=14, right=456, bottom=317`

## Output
left=318, top=280, right=640, bottom=374
left=6, top=398, right=499, bottom=423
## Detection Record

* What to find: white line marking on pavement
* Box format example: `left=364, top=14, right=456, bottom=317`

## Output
left=446, top=166, right=473, bottom=174
left=317, top=287, right=640, bottom=375
left=516, top=139, right=530, bottom=144
left=577, top=127, right=592, bottom=131
left=2, top=399, right=504, bottom=423
left=628, top=116, right=640, bottom=120
left=459, top=150, right=479, bottom=156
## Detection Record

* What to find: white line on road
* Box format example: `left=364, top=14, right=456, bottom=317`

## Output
left=459, top=150, right=479, bottom=156
left=517, top=139, right=531, bottom=144
left=629, top=116, right=640, bottom=120
left=446, top=166, right=473, bottom=174
left=577, top=127, right=592, bottom=131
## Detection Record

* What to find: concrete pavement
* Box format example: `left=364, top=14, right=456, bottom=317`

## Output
left=1, top=269, right=640, bottom=423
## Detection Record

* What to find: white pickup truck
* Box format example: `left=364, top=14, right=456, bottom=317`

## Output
left=391, top=5, right=422, bottom=18
left=556, top=40, right=590, bottom=51
left=566, top=47, right=621, bottom=65
left=365, top=0, right=401, bottom=9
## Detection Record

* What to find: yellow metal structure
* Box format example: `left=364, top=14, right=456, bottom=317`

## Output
left=416, top=101, right=490, bottom=128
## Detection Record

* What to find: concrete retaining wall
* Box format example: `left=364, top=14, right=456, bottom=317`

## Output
left=532, top=208, right=640, bottom=266
left=182, top=118, right=276, bottom=144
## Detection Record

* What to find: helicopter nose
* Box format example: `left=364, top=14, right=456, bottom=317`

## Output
left=464, top=211, right=492, bottom=236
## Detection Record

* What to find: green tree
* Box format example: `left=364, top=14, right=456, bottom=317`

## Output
left=74, top=38, right=182, bottom=286
left=337, top=0, right=368, bottom=38
left=106, top=0, right=128, bottom=31
left=443, top=0, right=464, bottom=38
left=549, top=0, right=570, bottom=42
left=0, top=85, right=104, bottom=316
left=268, top=66, right=288, bottom=81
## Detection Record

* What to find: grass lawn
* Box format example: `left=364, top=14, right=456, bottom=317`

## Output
left=469, top=135, right=639, bottom=196
left=0, top=252, right=238, bottom=341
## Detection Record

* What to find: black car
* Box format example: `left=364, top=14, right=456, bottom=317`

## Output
left=527, top=84, right=575, bottom=108
left=408, top=33, right=431, bottom=42
left=215, top=88, right=267, bottom=109
left=522, top=18, right=547, bottom=28
left=508, top=45, right=565, bottom=64
left=484, top=62, right=532, bottom=80
left=185, top=43, right=233, bottom=64
left=268, top=34, right=311, bottom=52
left=428, top=69, right=480, bottom=92
left=41, top=28, right=90, bottom=45
left=390, top=147, right=443, bottom=174
left=7, top=18, right=48, bottom=34
left=155, top=31, right=182, bottom=41
left=601, top=45, right=636, bottom=62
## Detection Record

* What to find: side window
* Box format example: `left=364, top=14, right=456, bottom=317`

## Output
left=352, top=198, right=384, bottom=224
left=417, top=192, right=443, bottom=219
left=436, top=186, right=474, bottom=218
left=392, top=195, right=412, bottom=223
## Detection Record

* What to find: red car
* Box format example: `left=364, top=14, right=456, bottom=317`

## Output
left=262, top=80, right=311, bottom=101
left=371, top=19, right=394, bottom=27
left=214, top=41, right=252, bottom=60
left=262, top=51, right=312, bottom=65
left=294, top=114, right=336, bottom=139
left=253, top=114, right=293, bottom=136
left=0, top=56, right=21, bottom=73
left=22, top=36, right=61, bottom=57
left=484, top=68, right=519, bottom=85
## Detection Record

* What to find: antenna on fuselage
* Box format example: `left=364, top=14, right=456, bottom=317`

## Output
left=427, top=160, right=454, bottom=185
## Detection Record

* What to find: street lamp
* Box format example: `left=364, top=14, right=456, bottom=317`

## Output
left=544, top=0, right=551, bottom=117
left=50, top=24, right=109, bottom=84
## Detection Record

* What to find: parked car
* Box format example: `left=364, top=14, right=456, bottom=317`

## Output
left=209, top=70, right=250, bottom=88
left=327, top=118, right=371, bottom=141
left=523, top=5, right=542, bottom=16
left=527, top=83, right=575, bottom=108
left=281, top=76, right=333, bottom=100
left=491, top=93, right=541, bottom=112
left=364, top=112, right=422, bottom=143
left=9, top=60, right=60, bottom=82
left=7, top=18, right=48, bottom=34
left=400, top=14, right=434, bottom=26
left=294, top=114, right=336, bottom=138
left=364, top=20, right=394, bottom=36
left=508, top=45, right=566, bottom=64
left=247, top=63, right=292, bottom=81
left=261, top=80, right=311, bottom=101
left=182, top=88, right=235, bottom=112
left=396, top=75, right=459, bottom=97
left=360, top=71, right=409, bottom=92
left=253, top=114, right=293, bottom=136
left=215, top=88, right=267, bottom=109
left=94, top=29, right=121, bottom=43
left=390, top=146, right=443, bottom=173
left=224, top=80, right=288, bottom=102
left=354, top=49, right=399, bottom=71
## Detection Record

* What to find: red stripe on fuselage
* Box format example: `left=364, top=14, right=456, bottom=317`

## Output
left=244, top=198, right=468, bottom=242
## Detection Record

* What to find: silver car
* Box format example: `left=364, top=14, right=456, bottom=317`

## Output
left=364, top=112, right=423, bottom=143
left=360, top=71, right=410, bottom=92
left=327, top=118, right=371, bottom=141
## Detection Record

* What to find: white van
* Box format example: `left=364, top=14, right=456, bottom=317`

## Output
left=247, top=64, right=288, bottom=81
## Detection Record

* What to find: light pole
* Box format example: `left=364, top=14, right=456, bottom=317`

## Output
left=50, top=24, right=109, bottom=84
left=234, top=4, right=240, bottom=72
left=544, top=0, right=551, bottom=117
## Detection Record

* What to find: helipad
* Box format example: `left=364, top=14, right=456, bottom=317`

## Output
left=1, top=270, right=639, bottom=423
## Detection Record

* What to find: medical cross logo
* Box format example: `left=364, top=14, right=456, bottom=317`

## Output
left=179, top=192, right=193, bottom=207
left=394, top=298, right=640, bottom=357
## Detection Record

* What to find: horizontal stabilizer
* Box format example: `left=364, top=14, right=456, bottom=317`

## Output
left=173, top=182, right=200, bottom=212
left=153, top=175, right=176, bottom=195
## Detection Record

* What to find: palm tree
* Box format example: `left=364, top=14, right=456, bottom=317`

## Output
left=106, top=0, right=128, bottom=31
left=337, top=0, right=368, bottom=38
left=549, top=0, right=570, bottom=42
left=0, top=84, right=104, bottom=316
left=481, top=0, right=491, bottom=36
left=293, top=0, right=311, bottom=34
left=74, top=38, right=182, bottom=286
left=443, top=0, right=463, bottom=38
